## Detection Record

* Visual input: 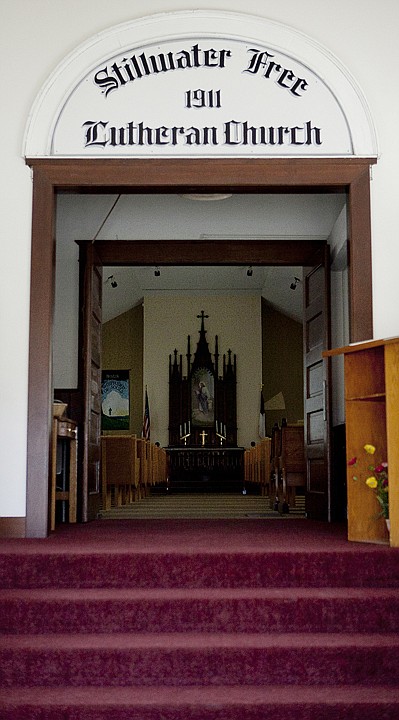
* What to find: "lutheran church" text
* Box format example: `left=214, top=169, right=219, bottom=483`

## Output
left=82, top=119, right=322, bottom=148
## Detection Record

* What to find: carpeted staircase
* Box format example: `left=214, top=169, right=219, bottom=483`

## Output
left=1, top=519, right=399, bottom=718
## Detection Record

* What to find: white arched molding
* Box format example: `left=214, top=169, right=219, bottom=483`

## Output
left=24, top=10, right=378, bottom=158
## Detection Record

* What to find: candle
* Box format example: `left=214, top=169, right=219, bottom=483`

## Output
left=216, top=420, right=219, bottom=433
left=180, top=424, right=182, bottom=437
left=184, top=422, right=187, bottom=435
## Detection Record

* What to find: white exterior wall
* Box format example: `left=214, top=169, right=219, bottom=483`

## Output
left=1, top=0, right=399, bottom=518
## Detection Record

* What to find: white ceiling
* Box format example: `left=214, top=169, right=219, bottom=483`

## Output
left=65, top=192, right=346, bottom=323
left=103, top=264, right=306, bottom=323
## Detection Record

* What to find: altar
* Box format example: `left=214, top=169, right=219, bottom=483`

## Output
left=167, top=311, right=243, bottom=491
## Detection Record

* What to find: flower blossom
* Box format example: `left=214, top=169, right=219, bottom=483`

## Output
left=364, top=444, right=376, bottom=455
left=366, top=476, right=378, bottom=489
left=349, top=445, right=389, bottom=520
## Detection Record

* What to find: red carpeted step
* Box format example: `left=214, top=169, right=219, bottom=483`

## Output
left=2, top=549, right=399, bottom=589
left=1, top=632, right=399, bottom=687
left=2, top=586, right=399, bottom=634
left=1, top=522, right=399, bottom=718
left=1, top=685, right=399, bottom=720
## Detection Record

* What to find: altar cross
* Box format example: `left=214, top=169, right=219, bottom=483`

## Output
left=199, top=430, right=208, bottom=446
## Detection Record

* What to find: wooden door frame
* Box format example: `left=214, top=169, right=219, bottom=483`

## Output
left=25, top=157, right=375, bottom=537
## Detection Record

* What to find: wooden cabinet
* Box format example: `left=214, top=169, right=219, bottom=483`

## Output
left=324, top=338, right=399, bottom=546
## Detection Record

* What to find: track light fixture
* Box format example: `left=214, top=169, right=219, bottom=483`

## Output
left=106, top=274, right=118, bottom=288
left=290, top=276, right=301, bottom=290
left=154, top=267, right=161, bottom=277
left=247, top=266, right=253, bottom=277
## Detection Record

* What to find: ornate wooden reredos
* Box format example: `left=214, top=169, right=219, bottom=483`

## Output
left=169, top=311, right=237, bottom=447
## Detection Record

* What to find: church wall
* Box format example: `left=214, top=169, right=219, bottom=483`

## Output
left=261, top=299, right=304, bottom=436
left=102, top=304, right=144, bottom=435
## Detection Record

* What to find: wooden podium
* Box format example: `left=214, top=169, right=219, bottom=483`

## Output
left=324, top=338, right=399, bottom=546
left=51, top=416, right=78, bottom=531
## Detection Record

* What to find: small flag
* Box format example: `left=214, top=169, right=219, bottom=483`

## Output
left=142, top=387, right=150, bottom=440
left=259, top=390, right=265, bottom=439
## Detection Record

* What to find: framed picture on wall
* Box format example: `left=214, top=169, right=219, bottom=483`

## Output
left=101, top=370, right=130, bottom=430
left=191, top=367, right=214, bottom=427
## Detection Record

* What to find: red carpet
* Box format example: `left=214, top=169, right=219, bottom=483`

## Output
left=0, top=519, right=399, bottom=718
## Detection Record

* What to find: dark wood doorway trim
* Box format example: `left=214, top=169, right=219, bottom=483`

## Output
left=26, top=157, right=375, bottom=537
left=92, top=239, right=327, bottom=267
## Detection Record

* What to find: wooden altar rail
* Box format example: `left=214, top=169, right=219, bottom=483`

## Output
left=167, top=447, right=245, bottom=491
left=101, top=435, right=167, bottom=511
left=244, top=438, right=271, bottom=496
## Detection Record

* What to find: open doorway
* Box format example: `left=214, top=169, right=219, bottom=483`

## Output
left=26, top=156, right=374, bottom=537
left=52, top=190, right=350, bottom=526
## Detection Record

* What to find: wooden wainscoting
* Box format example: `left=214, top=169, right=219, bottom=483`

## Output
left=0, top=517, right=26, bottom=538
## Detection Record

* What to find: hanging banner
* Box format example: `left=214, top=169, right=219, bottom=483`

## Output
left=51, top=37, right=353, bottom=157
left=101, top=370, right=130, bottom=431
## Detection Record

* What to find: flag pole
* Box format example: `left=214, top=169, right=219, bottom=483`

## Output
left=259, top=384, right=265, bottom=439
left=142, top=385, right=150, bottom=440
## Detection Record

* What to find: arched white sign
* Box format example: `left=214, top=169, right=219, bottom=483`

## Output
left=24, top=11, right=378, bottom=158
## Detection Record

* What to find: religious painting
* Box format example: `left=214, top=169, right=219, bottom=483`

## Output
left=101, top=370, right=130, bottom=430
left=191, top=368, right=214, bottom=427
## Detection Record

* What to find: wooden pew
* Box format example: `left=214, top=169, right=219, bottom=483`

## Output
left=244, top=448, right=251, bottom=487
left=270, top=424, right=282, bottom=503
left=101, top=435, right=168, bottom=510
left=136, top=438, right=150, bottom=498
left=244, top=445, right=256, bottom=490
left=101, top=435, right=140, bottom=510
left=244, top=438, right=271, bottom=496
left=279, top=424, right=306, bottom=507
left=258, top=437, right=271, bottom=497
left=152, top=444, right=167, bottom=488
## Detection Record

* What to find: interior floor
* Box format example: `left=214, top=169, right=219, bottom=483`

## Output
left=97, top=491, right=306, bottom=521
left=1, top=516, right=354, bottom=551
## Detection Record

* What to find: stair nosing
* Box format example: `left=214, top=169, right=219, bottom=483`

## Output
left=2, top=631, right=399, bottom=649
left=2, top=586, right=399, bottom=598
left=0, top=684, right=399, bottom=705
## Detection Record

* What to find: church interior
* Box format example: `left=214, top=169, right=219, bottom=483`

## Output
left=52, top=190, right=349, bottom=527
